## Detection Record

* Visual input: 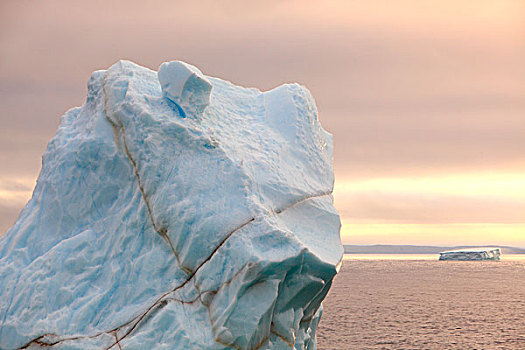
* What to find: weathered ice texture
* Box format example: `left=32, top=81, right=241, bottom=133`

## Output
left=439, top=248, right=501, bottom=261
left=0, top=60, right=343, bottom=350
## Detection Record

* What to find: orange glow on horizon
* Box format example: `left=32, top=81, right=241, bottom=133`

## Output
left=340, top=221, right=525, bottom=248
left=334, top=172, right=525, bottom=198
left=335, top=171, right=525, bottom=247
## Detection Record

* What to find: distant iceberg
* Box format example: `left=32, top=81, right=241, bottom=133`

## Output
left=0, top=60, right=343, bottom=349
left=439, top=247, right=501, bottom=261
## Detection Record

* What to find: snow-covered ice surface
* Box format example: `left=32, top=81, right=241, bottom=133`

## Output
left=0, top=60, right=343, bottom=350
left=439, top=247, right=501, bottom=261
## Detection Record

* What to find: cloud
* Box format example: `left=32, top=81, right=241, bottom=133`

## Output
left=1, top=0, right=524, bottom=242
left=336, top=191, right=525, bottom=224
left=340, top=222, right=525, bottom=247
left=334, top=173, right=525, bottom=225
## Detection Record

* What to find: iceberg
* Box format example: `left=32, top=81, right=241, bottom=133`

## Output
left=439, top=247, right=501, bottom=261
left=0, top=60, right=343, bottom=349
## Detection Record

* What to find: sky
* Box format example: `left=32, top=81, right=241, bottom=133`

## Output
left=1, top=0, right=524, bottom=247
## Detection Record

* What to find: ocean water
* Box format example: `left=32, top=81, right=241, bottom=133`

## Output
left=317, top=254, right=525, bottom=349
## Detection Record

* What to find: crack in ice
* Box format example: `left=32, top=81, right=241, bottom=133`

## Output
left=16, top=70, right=334, bottom=350
left=101, top=73, right=182, bottom=266
left=17, top=190, right=332, bottom=350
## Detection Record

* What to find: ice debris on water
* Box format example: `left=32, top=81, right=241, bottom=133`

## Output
left=0, top=60, right=343, bottom=350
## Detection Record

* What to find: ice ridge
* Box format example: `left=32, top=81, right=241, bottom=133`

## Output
left=0, top=60, right=343, bottom=350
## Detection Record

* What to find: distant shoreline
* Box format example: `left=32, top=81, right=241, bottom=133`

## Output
left=344, top=244, right=525, bottom=254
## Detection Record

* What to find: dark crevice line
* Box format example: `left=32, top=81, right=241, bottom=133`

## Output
left=18, top=334, right=85, bottom=349
left=194, top=262, right=252, bottom=305
left=18, top=335, right=49, bottom=349
left=101, top=73, right=181, bottom=264
left=101, top=190, right=329, bottom=348
left=17, top=190, right=332, bottom=349
left=104, top=217, right=257, bottom=349
left=161, top=276, right=221, bottom=305
left=113, top=331, right=122, bottom=350
left=270, top=329, right=295, bottom=349
left=214, top=339, right=242, bottom=350
left=251, top=335, right=270, bottom=350
left=119, top=125, right=182, bottom=265
left=18, top=72, right=335, bottom=350
left=105, top=111, right=180, bottom=263
left=109, top=191, right=330, bottom=347
left=274, top=190, right=332, bottom=214
left=17, top=332, right=109, bottom=349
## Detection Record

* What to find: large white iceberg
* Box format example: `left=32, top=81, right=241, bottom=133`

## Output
left=0, top=60, right=343, bottom=349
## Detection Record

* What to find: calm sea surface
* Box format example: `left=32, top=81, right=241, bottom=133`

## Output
left=317, top=254, right=525, bottom=349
